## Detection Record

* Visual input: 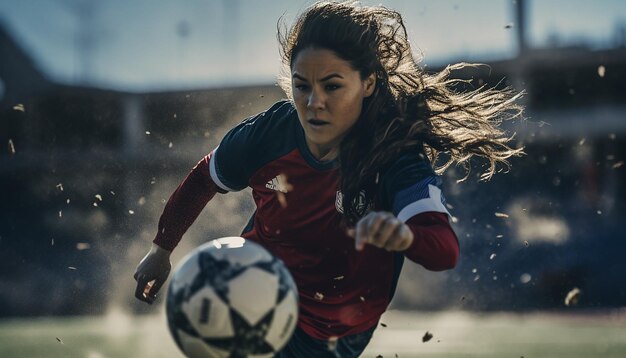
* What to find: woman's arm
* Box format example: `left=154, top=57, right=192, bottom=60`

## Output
left=134, top=152, right=225, bottom=303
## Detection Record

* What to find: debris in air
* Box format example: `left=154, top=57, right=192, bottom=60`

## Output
left=494, top=212, right=509, bottom=218
left=76, top=243, right=90, bottom=250
left=56, top=337, right=64, bottom=344
left=13, top=104, right=25, bottom=112
left=613, top=161, right=624, bottom=169
left=327, top=336, right=338, bottom=351
left=314, top=292, right=324, bottom=301
left=56, top=183, right=64, bottom=191
left=565, top=287, right=581, bottom=306
left=8, top=139, right=16, bottom=154
left=504, top=23, right=513, bottom=29
left=422, top=331, right=433, bottom=343
left=597, top=65, right=606, bottom=78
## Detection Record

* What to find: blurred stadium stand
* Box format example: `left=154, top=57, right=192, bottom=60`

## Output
left=1, top=16, right=625, bottom=316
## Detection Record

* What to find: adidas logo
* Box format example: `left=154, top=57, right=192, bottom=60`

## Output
left=265, top=175, right=290, bottom=193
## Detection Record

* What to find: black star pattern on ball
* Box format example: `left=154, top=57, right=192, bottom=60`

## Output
left=202, top=307, right=276, bottom=357
left=187, top=251, right=249, bottom=305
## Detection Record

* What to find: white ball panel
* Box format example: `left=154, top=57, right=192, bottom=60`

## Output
left=170, top=254, right=201, bottom=293
left=177, top=329, right=231, bottom=358
left=228, top=267, right=279, bottom=325
left=209, top=240, right=273, bottom=267
left=182, top=286, right=234, bottom=338
left=264, top=290, right=298, bottom=351
left=249, top=353, right=275, bottom=358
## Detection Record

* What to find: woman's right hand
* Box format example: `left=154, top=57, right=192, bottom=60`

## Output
left=133, top=243, right=172, bottom=304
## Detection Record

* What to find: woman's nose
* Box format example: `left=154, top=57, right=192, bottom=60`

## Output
left=307, top=89, right=325, bottom=111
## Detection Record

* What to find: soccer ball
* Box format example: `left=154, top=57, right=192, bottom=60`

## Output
left=166, top=237, right=298, bottom=358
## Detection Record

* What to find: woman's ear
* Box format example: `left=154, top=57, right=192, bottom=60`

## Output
left=363, top=73, right=376, bottom=97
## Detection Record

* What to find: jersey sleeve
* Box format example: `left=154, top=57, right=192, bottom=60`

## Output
left=153, top=153, right=225, bottom=251
left=380, top=149, right=459, bottom=270
left=210, top=100, right=293, bottom=192
left=379, top=148, right=451, bottom=221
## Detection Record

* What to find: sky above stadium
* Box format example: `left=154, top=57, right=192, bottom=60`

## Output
left=1, top=0, right=625, bottom=91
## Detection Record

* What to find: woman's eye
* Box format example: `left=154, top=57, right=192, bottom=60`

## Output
left=326, top=84, right=340, bottom=91
left=294, top=84, right=309, bottom=91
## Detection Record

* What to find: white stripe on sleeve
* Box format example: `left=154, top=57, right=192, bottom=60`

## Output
left=397, top=184, right=451, bottom=222
left=209, top=146, right=237, bottom=192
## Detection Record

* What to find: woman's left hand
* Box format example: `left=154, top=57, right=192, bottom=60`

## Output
left=348, top=211, right=414, bottom=251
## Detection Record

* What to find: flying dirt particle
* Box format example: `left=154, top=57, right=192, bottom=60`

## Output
left=51, top=238, right=54, bottom=246
left=93, top=202, right=98, bottom=207
left=565, top=287, right=581, bottom=306
left=597, top=65, right=606, bottom=78
left=333, top=276, right=344, bottom=280
left=504, top=22, right=513, bottom=29
left=95, top=194, right=102, bottom=201
left=76, top=243, right=90, bottom=250
left=327, top=336, right=338, bottom=351
left=168, top=142, right=173, bottom=148
left=523, top=240, right=529, bottom=247
left=520, top=273, right=531, bottom=284
left=494, top=212, right=509, bottom=218
left=8, top=139, right=16, bottom=154
left=56, top=337, right=63, bottom=344
left=128, top=210, right=135, bottom=215
left=59, top=210, right=62, bottom=218
left=612, top=161, right=624, bottom=169
left=314, top=292, right=324, bottom=301
left=13, top=104, right=25, bottom=112
left=359, top=296, right=365, bottom=302
left=145, top=131, right=151, bottom=135
left=56, top=183, right=64, bottom=191
left=380, top=322, right=387, bottom=327
left=489, top=253, right=496, bottom=260
left=68, top=266, right=77, bottom=270
left=422, top=331, right=433, bottom=343
left=138, top=197, right=146, bottom=206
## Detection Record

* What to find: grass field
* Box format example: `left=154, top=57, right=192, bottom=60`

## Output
left=1, top=309, right=625, bottom=358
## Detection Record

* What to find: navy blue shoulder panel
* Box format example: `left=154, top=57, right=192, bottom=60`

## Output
left=379, top=146, right=437, bottom=211
left=212, top=100, right=299, bottom=191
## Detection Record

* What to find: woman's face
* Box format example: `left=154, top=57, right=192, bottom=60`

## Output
left=291, top=47, right=375, bottom=161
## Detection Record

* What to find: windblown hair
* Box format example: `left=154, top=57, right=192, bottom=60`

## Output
left=278, top=1, right=525, bottom=225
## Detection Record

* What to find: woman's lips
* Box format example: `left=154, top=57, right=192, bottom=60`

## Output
left=308, top=119, right=329, bottom=126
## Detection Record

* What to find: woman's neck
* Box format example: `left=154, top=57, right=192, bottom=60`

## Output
left=306, top=138, right=339, bottom=162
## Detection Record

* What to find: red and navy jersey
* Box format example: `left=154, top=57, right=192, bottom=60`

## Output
left=154, top=100, right=459, bottom=340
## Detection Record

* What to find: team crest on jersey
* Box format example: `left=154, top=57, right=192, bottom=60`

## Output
left=335, top=190, right=368, bottom=215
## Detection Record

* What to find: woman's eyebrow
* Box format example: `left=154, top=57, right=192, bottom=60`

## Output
left=292, top=73, right=344, bottom=81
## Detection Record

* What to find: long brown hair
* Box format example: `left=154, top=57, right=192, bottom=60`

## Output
left=278, top=1, right=524, bottom=224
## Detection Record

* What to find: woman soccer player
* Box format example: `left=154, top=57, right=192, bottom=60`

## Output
left=134, top=1, right=523, bottom=356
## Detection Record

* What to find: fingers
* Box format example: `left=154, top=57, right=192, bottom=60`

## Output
left=135, top=274, right=166, bottom=304
left=134, top=274, right=153, bottom=304
left=353, top=212, right=413, bottom=252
